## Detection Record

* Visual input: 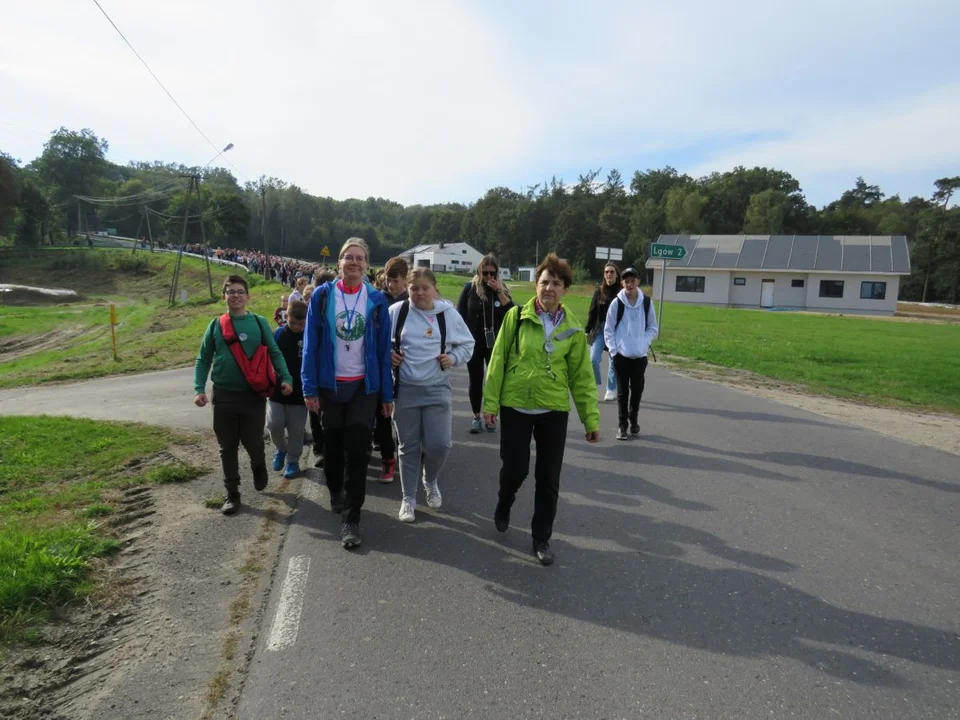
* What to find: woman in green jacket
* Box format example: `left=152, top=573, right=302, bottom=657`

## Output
left=482, top=253, right=600, bottom=565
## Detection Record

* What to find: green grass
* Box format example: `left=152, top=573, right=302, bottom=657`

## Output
left=0, top=416, right=206, bottom=643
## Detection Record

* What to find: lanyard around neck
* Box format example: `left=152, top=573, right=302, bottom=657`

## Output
left=339, top=283, right=363, bottom=333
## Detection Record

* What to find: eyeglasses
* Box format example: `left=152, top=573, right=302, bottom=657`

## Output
left=482, top=270, right=498, bottom=277
left=342, top=255, right=366, bottom=263
left=224, top=290, right=247, bottom=296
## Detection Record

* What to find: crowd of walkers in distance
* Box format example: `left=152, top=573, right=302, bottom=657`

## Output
left=193, top=239, right=657, bottom=565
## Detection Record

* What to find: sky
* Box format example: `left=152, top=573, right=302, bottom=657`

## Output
left=2, top=0, right=958, bottom=208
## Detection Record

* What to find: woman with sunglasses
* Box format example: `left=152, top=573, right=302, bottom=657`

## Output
left=585, top=262, right=621, bottom=402
left=457, top=254, right=514, bottom=433
left=302, top=238, right=394, bottom=550
left=483, top=253, right=600, bottom=565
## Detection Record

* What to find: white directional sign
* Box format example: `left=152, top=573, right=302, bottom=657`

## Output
left=595, top=246, right=623, bottom=261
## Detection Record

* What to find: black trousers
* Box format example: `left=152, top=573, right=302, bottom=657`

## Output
left=321, top=384, right=379, bottom=524
left=309, top=409, right=324, bottom=456
left=467, top=343, right=493, bottom=415
left=211, top=387, right=267, bottom=493
left=613, top=355, right=648, bottom=426
left=374, top=407, right=395, bottom=460
left=498, top=406, right=569, bottom=543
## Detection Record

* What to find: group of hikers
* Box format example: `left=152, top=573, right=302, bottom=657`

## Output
left=193, top=238, right=657, bottom=565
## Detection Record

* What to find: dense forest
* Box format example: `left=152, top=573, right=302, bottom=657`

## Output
left=1, top=127, right=958, bottom=302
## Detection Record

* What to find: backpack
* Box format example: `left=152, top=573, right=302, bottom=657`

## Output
left=218, top=314, right=277, bottom=399
left=392, top=300, right=446, bottom=397
left=614, top=293, right=651, bottom=330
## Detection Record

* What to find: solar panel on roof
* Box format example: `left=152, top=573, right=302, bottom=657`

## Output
left=737, top=238, right=767, bottom=268
left=871, top=239, right=892, bottom=272
left=815, top=236, right=842, bottom=271
left=714, top=252, right=740, bottom=268
left=789, top=236, right=818, bottom=270
left=891, top=236, right=910, bottom=272
left=762, top=236, right=792, bottom=269
left=842, top=239, right=871, bottom=272
left=689, top=247, right=716, bottom=267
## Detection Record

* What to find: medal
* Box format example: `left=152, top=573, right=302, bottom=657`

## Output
left=544, top=341, right=555, bottom=353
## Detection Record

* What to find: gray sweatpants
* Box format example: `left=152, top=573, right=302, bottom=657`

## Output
left=393, top=383, right=453, bottom=502
left=266, top=401, right=308, bottom=462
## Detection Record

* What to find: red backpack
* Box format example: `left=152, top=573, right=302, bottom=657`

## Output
left=218, top=314, right=277, bottom=399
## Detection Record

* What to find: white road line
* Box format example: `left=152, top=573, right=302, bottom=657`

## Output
left=266, top=555, right=310, bottom=652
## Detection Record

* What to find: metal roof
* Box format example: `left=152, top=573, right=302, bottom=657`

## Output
left=651, top=235, right=911, bottom=274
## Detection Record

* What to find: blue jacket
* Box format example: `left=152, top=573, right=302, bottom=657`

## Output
left=301, top=279, right=394, bottom=402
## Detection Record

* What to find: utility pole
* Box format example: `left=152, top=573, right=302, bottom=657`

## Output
left=169, top=174, right=216, bottom=304
left=144, top=205, right=155, bottom=252
left=261, top=182, right=270, bottom=280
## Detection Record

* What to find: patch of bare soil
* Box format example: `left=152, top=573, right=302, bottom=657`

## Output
left=0, top=435, right=302, bottom=720
left=661, top=359, right=960, bottom=457
left=0, top=327, right=94, bottom=363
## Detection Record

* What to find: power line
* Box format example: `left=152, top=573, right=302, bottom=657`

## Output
left=89, top=0, right=246, bottom=180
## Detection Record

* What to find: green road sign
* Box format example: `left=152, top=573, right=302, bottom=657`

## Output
left=649, top=243, right=687, bottom=260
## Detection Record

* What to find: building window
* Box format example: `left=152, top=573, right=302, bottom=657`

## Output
left=733, top=277, right=746, bottom=286
left=819, top=280, right=844, bottom=298
left=860, top=281, right=887, bottom=300
left=676, top=276, right=705, bottom=293
left=791, top=279, right=805, bottom=288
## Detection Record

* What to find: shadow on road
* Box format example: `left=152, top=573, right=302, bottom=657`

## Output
left=643, top=400, right=845, bottom=429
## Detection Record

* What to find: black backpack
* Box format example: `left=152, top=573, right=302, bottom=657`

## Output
left=613, top=293, right=651, bottom=330
left=392, top=300, right=446, bottom=397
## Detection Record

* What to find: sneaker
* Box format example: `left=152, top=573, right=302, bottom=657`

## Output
left=283, top=461, right=301, bottom=479
left=630, top=421, right=640, bottom=435
left=424, top=480, right=442, bottom=509
left=271, top=449, right=286, bottom=472
left=221, top=493, right=241, bottom=515
left=604, top=389, right=617, bottom=402
left=329, top=489, right=346, bottom=514
left=379, top=458, right=396, bottom=483
left=616, top=426, right=628, bottom=441
left=469, top=417, right=483, bottom=434
left=341, top=522, right=362, bottom=549
left=494, top=502, right=510, bottom=533
left=398, top=498, right=416, bottom=523
left=533, top=540, right=554, bottom=566
left=252, top=464, right=269, bottom=491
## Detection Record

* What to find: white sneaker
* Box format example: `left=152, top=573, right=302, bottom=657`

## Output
left=398, top=498, right=416, bottom=523
left=424, top=481, right=442, bottom=509
left=604, top=389, right=616, bottom=402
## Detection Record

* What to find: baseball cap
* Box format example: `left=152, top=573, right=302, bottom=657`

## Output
left=621, top=267, right=640, bottom=278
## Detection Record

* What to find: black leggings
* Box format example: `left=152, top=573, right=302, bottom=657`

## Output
left=613, top=355, right=648, bottom=426
left=467, top=343, right=493, bottom=415
left=321, top=386, right=378, bottom=524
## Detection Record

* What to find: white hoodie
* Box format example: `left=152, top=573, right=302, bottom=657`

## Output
left=388, top=299, right=476, bottom=387
left=604, top=289, right=658, bottom=359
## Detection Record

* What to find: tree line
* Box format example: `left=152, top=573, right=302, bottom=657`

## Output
left=1, top=127, right=958, bottom=302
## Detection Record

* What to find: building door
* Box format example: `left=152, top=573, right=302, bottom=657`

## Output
left=760, top=279, right=775, bottom=308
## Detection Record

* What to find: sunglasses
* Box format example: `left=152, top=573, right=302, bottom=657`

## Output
left=482, top=270, right=498, bottom=277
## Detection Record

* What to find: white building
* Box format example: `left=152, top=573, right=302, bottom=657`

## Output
left=646, top=234, right=911, bottom=316
left=401, top=242, right=484, bottom=274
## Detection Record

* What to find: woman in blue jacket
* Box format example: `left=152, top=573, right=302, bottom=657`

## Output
left=302, top=238, right=394, bottom=550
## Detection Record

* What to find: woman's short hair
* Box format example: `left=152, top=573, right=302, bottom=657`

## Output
left=535, top=253, right=573, bottom=288
left=338, top=237, right=370, bottom=263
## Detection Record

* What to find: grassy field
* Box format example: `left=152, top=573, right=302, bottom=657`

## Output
left=0, top=415, right=204, bottom=643
left=1, top=250, right=958, bottom=414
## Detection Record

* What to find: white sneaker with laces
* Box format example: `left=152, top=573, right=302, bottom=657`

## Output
left=398, top=498, right=416, bottom=523
left=603, top=389, right=616, bottom=402
left=424, top=481, right=442, bottom=509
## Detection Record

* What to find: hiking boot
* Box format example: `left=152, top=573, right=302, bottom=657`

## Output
left=329, top=489, right=346, bottom=514
left=494, top=502, right=510, bottom=533
left=533, top=540, right=554, bottom=566
left=221, top=492, right=241, bottom=515
left=603, top=389, right=616, bottom=402
left=424, top=480, right=442, bottom=509
left=630, top=420, right=640, bottom=436
left=616, top=425, right=628, bottom=441
left=253, top=464, right=269, bottom=491
left=469, top=417, right=483, bottom=434
left=271, top=449, right=286, bottom=472
left=283, top=461, right=301, bottom=479
left=341, top=522, right=362, bottom=549
left=398, top=498, right=416, bottom=523
left=379, top=458, right=396, bottom=484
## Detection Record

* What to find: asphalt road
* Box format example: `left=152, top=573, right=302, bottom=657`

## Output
left=2, top=365, right=957, bottom=718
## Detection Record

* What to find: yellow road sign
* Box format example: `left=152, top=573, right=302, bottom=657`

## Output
left=320, top=245, right=331, bottom=257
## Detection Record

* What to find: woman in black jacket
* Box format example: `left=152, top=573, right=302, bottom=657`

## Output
left=457, top=254, right=514, bottom=433
left=584, top=262, right=621, bottom=402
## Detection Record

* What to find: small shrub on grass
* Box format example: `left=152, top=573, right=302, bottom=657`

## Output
left=204, top=495, right=225, bottom=509
left=143, top=463, right=206, bottom=484
left=80, top=504, right=114, bottom=518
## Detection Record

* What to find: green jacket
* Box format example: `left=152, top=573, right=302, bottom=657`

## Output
left=193, top=313, right=292, bottom=395
left=482, top=299, right=600, bottom=433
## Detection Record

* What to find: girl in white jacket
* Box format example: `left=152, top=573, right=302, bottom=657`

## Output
left=389, top=268, right=475, bottom=522
left=603, top=267, right=658, bottom=440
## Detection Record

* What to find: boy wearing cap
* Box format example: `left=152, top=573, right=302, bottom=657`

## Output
left=603, top=267, right=658, bottom=440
